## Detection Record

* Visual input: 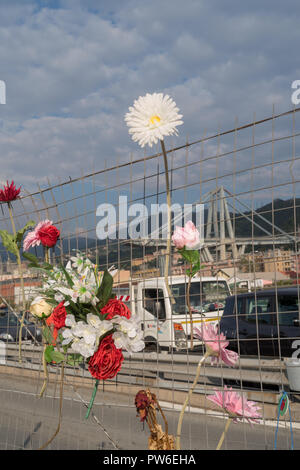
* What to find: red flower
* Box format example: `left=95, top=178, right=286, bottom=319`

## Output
left=88, top=334, right=124, bottom=380
left=38, top=224, right=60, bottom=248
left=46, top=301, right=66, bottom=342
left=135, top=390, right=155, bottom=422
left=0, top=180, right=21, bottom=202
left=23, top=220, right=60, bottom=251
left=100, top=298, right=131, bottom=320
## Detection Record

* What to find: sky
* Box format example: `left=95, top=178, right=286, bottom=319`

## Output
left=0, top=0, right=299, bottom=209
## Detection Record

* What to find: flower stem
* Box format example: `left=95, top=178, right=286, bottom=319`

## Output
left=186, top=271, right=193, bottom=350
left=39, top=341, right=49, bottom=398
left=85, top=379, right=99, bottom=419
left=8, top=203, right=26, bottom=363
left=216, top=417, right=232, bottom=450
left=176, top=351, right=210, bottom=450
left=160, top=140, right=174, bottom=305
left=44, top=246, right=49, bottom=263
left=38, top=362, right=64, bottom=450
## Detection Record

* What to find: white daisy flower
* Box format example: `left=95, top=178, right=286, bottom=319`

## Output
left=125, top=92, right=183, bottom=148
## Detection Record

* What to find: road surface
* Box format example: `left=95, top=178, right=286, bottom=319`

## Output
left=0, top=372, right=297, bottom=450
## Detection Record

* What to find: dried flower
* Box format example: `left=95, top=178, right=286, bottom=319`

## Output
left=135, top=390, right=155, bottom=422
left=135, top=389, right=175, bottom=450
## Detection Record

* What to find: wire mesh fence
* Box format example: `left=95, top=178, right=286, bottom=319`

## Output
left=0, top=105, right=300, bottom=450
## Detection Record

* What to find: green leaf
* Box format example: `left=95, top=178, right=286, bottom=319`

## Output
left=97, top=269, right=113, bottom=309
left=50, top=350, right=65, bottom=363
left=41, top=262, right=54, bottom=270
left=15, top=220, right=35, bottom=249
left=59, top=263, right=74, bottom=288
left=42, top=324, right=54, bottom=344
left=180, top=248, right=200, bottom=264
left=0, top=230, right=18, bottom=256
left=44, top=345, right=54, bottom=363
left=66, top=353, right=85, bottom=366
left=22, top=252, right=40, bottom=266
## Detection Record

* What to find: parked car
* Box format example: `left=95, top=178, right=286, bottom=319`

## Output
left=219, top=287, right=300, bottom=358
left=0, top=308, right=42, bottom=343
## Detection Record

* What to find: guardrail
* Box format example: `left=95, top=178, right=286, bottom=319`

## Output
left=0, top=342, right=290, bottom=405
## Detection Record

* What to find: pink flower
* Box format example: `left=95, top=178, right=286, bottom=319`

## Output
left=23, top=219, right=60, bottom=251
left=194, top=323, right=239, bottom=367
left=172, top=221, right=200, bottom=250
left=207, top=387, right=261, bottom=424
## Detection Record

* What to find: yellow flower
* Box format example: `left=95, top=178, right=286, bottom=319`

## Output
left=30, top=296, right=53, bottom=318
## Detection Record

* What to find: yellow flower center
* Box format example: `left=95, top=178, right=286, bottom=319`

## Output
left=149, top=115, right=161, bottom=125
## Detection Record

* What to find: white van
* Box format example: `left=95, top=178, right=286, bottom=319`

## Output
left=113, top=275, right=231, bottom=353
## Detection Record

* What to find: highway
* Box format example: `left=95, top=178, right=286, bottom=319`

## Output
left=0, top=371, right=298, bottom=450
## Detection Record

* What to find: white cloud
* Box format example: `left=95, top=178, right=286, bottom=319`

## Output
left=0, top=0, right=299, bottom=204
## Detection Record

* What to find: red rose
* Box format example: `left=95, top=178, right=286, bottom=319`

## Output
left=46, top=301, right=66, bottom=342
left=100, top=298, right=131, bottom=320
left=51, top=301, right=67, bottom=329
left=0, top=180, right=21, bottom=202
left=88, top=334, right=124, bottom=380
left=38, top=224, right=60, bottom=248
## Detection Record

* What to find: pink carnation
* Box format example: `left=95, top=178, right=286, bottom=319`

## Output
left=23, top=219, right=59, bottom=251
left=172, top=221, right=200, bottom=250
left=207, top=387, right=261, bottom=424
left=194, top=323, right=239, bottom=367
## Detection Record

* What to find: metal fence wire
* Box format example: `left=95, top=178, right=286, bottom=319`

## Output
left=0, top=105, right=300, bottom=450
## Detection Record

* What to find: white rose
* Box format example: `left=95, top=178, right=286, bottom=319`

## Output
left=30, top=296, right=53, bottom=318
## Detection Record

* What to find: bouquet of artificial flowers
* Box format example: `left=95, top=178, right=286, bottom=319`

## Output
left=27, top=251, right=145, bottom=387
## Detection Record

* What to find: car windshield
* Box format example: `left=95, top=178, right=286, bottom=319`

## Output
left=171, top=281, right=230, bottom=315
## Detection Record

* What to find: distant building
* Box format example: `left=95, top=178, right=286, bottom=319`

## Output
left=263, top=249, right=296, bottom=273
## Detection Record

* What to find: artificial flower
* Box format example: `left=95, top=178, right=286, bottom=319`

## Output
left=88, top=334, right=124, bottom=380
left=194, top=323, right=239, bottom=367
left=0, top=180, right=21, bottom=202
left=46, top=301, right=67, bottom=341
left=30, top=296, right=53, bottom=318
left=113, top=329, right=145, bottom=354
left=207, top=387, right=261, bottom=424
left=71, top=254, right=94, bottom=274
left=38, top=224, right=60, bottom=248
left=61, top=314, right=98, bottom=358
left=101, top=298, right=131, bottom=320
left=23, top=219, right=60, bottom=250
left=112, top=315, right=145, bottom=354
left=47, top=301, right=67, bottom=330
left=125, top=92, right=183, bottom=148
left=172, top=221, right=200, bottom=250
left=55, top=277, right=99, bottom=306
